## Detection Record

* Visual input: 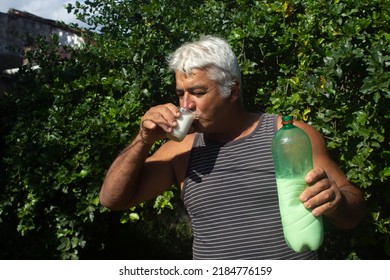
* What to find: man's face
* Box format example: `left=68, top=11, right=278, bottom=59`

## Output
left=175, top=69, right=232, bottom=135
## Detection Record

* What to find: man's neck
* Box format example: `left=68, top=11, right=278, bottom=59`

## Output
left=206, top=111, right=260, bottom=143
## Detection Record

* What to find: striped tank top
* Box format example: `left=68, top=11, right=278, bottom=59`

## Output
left=182, top=113, right=318, bottom=259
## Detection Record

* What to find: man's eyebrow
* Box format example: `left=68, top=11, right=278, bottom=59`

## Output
left=186, top=85, right=208, bottom=92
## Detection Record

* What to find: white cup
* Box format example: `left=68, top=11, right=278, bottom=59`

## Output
left=167, top=108, right=195, bottom=142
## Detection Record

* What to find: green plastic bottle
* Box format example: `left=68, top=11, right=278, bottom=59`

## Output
left=271, top=116, right=323, bottom=252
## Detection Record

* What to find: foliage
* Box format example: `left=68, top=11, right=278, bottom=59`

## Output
left=0, top=0, right=389, bottom=259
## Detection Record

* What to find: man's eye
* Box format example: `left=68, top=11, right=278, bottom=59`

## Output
left=193, top=91, right=206, bottom=96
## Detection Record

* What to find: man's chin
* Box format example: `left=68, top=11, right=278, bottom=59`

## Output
left=189, top=122, right=203, bottom=134
left=188, top=125, right=196, bottom=134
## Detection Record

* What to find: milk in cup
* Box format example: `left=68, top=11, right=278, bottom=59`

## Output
left=167, top=108, right=195, bottom=142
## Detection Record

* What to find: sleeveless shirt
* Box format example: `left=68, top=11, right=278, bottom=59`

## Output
left=181, top=113, right=318, bottom=259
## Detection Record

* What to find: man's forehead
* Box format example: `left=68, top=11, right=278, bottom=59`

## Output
left=175, top=68, right=206, bottom=77
left=175, top=71, right=217, bottom=94
left=176, top=70, right=211, bottom=84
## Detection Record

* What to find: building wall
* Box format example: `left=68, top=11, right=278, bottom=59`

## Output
left=0, top=9, right=85, bottom=96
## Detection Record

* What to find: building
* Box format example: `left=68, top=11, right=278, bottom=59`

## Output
left=0, top=8, right=85, bottom=96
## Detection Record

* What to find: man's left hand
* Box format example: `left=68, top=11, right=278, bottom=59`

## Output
left=299, top=167, right=342, bottom=217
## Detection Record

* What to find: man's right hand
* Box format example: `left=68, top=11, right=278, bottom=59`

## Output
left=139, top=103, right=181, bottom=144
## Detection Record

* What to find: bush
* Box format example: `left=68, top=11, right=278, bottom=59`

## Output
left=1, top=0, right=388, bottom=259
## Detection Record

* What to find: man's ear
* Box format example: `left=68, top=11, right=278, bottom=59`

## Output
left=229, top=80, right=240, bottom=102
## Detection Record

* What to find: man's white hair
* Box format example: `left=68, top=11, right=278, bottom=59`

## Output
left=168, top=35, right=242, bottom=98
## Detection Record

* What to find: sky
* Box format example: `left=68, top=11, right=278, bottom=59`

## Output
left=0, top=0, right=86, bottom=26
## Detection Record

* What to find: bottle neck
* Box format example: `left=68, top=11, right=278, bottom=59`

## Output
left=282, top=119, right=295, bottom=129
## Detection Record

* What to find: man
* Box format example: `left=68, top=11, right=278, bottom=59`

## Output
left=100, top=36, right=366, bottom=259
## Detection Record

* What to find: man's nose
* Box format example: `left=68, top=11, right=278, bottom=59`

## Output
left=181, top=93, right=195, bottom=110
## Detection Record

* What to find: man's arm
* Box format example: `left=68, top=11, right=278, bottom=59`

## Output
left=100, top=104, right=181, bottom=210
left=100, top=134, right=147, bottom=210
left=295, top=121, right=367, bottom=230
left=100, top=134, right=156, bottom=210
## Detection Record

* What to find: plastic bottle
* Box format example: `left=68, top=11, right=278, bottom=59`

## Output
left=271, top=115, right=323, bottom=252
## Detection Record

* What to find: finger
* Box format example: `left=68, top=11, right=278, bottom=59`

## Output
left=302, top=186, right=334, bottom=209
left=301, top=175, right=330, bottom=201
left=151, top=105, right=180, bottom=126
left=159, top=104, right=181, bottom=127
left=143, top=110, right=173, bottom=132
left=165, top=103, right=181, bottom=117
left=311, top=191, right=339, bottom=216
left=305, top=167, right=327, bottom=185
left=141, top=119, right=157, bottom=130
left=304, top=182, right=342, bottom=217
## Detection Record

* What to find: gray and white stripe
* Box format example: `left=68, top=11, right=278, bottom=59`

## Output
left=182, top=113, right=317, bottom=260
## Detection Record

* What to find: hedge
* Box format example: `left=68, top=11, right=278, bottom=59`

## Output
left=0, top=0, right=389, bottom=259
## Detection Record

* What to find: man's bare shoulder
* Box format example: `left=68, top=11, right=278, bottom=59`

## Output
left=146, top=133, right=195, bottom=189
left=146, top=133, right=195, bottom=162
